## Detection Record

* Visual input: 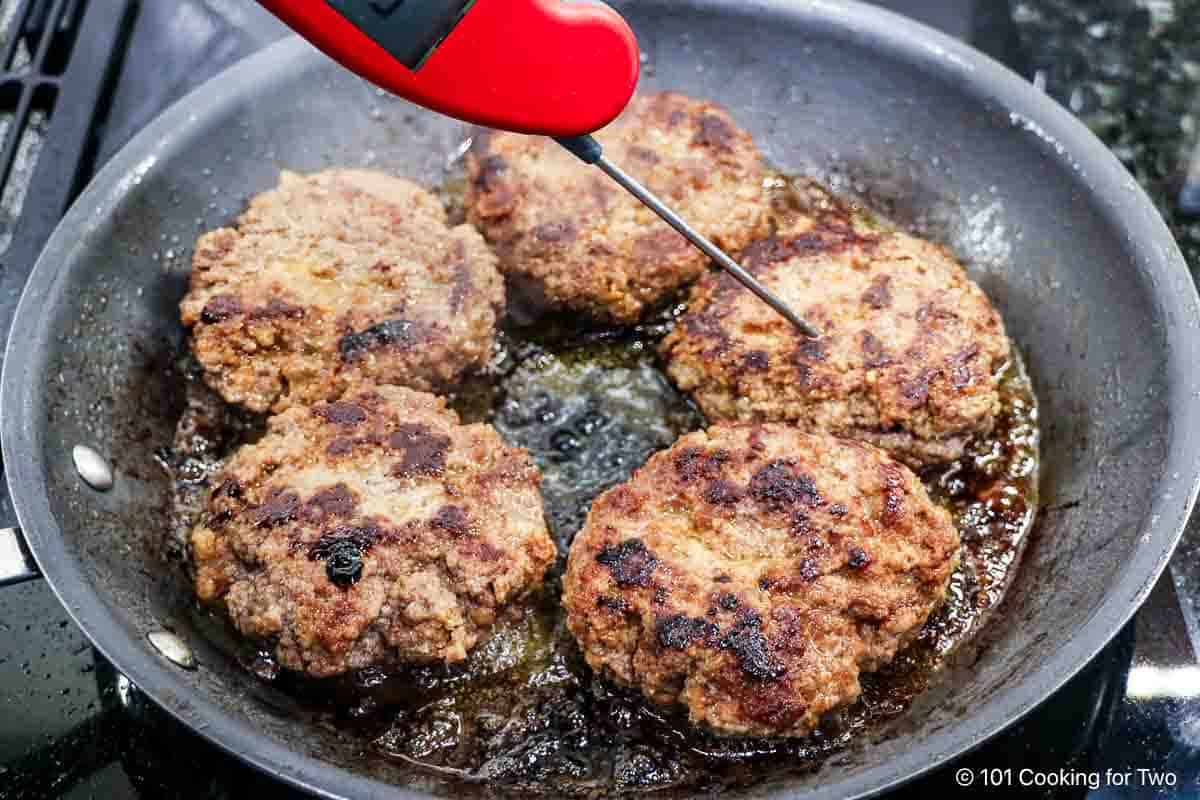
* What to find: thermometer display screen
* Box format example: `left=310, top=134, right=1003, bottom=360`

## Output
left=326, top=0, right=476, bottom=70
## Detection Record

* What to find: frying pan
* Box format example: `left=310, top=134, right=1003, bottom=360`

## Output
left=3, top=1, right=1199, bottom=797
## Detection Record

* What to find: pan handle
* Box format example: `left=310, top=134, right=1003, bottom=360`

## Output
left=0, top=526, right=40, bottom=586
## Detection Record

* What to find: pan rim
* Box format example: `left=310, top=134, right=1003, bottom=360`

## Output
left=5, top=2, right=1200, bottom=799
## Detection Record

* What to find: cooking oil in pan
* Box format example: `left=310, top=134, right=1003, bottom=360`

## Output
left=164, top=179, right=1039, bottom=797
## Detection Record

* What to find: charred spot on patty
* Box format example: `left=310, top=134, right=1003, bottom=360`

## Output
left=214, top=478, right=243, bottom=499
left=798, top=558, right=821, bottom=582
left=847, top=547, right=872, bottom=569
left=597, top=595, right=629, bottom=612
left=759, top=563, right=825, bottom=595
left=304, top=483, right=358, bottom=520
left=431, top=505, right=470, bottom=537
left=692, top=113, right=735, bottom=151
left=719, top=611, right=787, bottom=682
left=916, top=302, right=959, bottom=326
left=388, top=423, right=451, bottom=477
left=315, top=402, right=368, bottom=427
left=681, top=309, right=733, bottom=350
left=339, top=319, right=420, bottom=363
left=321, top=539, right=365, bottom=588
left=742, top=220, right=876, bottom=272
left=249, top=298, right=305, bottom=320
left=749, top=460, right=822, bottom=512
left=675, top=447, right=729, bottom=483
left=596, top=538, right=659, bottom=587
left=704, top=479, right=743, bottom=506
left=458, top=538, right=504, bottom=562
left=307, top=523, right=382, bottom=560
left=251, top=489, right=300, bottom=528
left=789, top=510, right=813, bottom=537
left=200, top=294, right=243, bottom=323
left=656, top=614, right=718, bottom=650
left=740, top=236, right=821, bottom=271
left=791, top=363, right=832, bottom=395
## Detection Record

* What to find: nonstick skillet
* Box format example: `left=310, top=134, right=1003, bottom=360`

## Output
left=3, top=1, right=1200, bottom=798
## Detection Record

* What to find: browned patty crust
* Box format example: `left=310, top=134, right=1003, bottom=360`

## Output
left=563, top=424, right=959, bottom=738
left=191, top=382, right=556, bottom=678
left=660, top=196, right=1010, bottom=468
left=181, top=169, right=504, bottom=413
left=465, top=92, right=770, bottom=322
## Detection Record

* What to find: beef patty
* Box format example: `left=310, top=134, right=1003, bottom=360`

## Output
left=465, top=92, right=769, bottom=322
left=191, top=381, right=556, bottom=678
left=563, top=423, right=959, bottom=738
left=660, top=188, right=1010, bottom=467
left=181, top=169, right=504, bottom=413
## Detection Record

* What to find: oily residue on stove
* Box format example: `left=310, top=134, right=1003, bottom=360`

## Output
left=162, top=178, right=1039, bottom=798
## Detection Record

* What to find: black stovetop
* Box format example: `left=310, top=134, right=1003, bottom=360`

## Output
left=3, top=1, right=1200, bottom=798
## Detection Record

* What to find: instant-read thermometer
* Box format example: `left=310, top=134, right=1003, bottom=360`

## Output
left=258, top=0, right=817, bottom=336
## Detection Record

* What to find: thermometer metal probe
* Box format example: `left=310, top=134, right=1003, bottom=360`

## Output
left=259, top=0, right=818, bottom=337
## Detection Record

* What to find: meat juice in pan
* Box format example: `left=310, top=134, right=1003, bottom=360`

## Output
left=162, top=177, right=1039, bottom=795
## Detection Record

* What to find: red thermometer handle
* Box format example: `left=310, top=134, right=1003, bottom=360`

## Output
left=259, top=0, right=640, bottom=137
